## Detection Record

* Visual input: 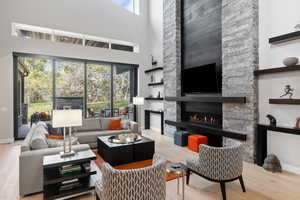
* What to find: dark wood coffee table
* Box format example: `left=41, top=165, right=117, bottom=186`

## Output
left=97, top=135, right=155, bottom=166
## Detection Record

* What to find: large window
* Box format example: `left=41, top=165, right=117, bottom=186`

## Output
left=86, top=63, right=111, bottom=118
left=14, top=53, right=138, bottom=138
left=12, top=23, right=139, bottom=53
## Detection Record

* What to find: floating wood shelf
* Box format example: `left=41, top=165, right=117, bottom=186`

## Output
left=165, top=120, right=247, bottom=141
left=148, top=82, right=164, bottom=86
left=145, top=97, right=164, bottom=101
left=145, top=67, right=163, bottom=73
left=269, top=99, right=300, bottom=105
left=254, top=65, right=300, bottom=76
left=165, top=96, right=246, bottom=103
left=269, top=30, right=300, bottom=44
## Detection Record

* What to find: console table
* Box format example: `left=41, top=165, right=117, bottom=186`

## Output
left=256, top=124, right=300, bottom=166
left=43, top=149, right=96, bottom=200
left=145, top=110, right=164, bottom=135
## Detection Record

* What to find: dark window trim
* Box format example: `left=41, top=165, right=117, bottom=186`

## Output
left=12, top=52, right=139, bottom=69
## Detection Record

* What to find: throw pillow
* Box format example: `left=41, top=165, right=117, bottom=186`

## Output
left=108, top=118, right=122, bottom=130
left=30, top=124, right=49, bottom=150
left=121, top=119, right=130, bottom=130
left=100, top=117, right=121, bottom=130
left=47, top=137, right=78, bottom=148
left=45, top=133, right=64, bottom=140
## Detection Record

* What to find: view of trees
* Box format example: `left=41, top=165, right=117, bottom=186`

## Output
left=19, top=57, right=132, bottom=120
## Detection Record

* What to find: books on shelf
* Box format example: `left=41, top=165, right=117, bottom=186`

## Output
left=60, top=165, right=82, bottom=175
left=59, top=178, right=82, bottom=192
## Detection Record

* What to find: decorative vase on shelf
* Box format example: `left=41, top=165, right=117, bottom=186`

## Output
left=283, top=57, right=298, bottom=67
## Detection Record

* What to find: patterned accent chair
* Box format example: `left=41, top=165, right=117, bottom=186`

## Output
left=186, top=144, right=246, bottom=200
left=96, top=154, right=167, bottom=200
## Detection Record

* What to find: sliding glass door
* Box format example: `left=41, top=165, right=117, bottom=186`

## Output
left=14, top=53, right=138, bottom=139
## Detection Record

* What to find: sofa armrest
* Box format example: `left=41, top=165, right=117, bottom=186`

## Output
left=130, top=121, right=139, bottom=134
left=19, top=144, right=90, bottom=196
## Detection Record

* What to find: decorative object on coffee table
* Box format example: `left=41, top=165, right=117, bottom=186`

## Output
left=52, top=109, right=82, bottom=157
left=266, top=114, right=277, bottom=127
left=280, top=85, right=294, bottom=99
left=263, top=154, right=282, bottom=173
left=283, top=57, right=299, bottom=67
left=108, top=133, right=142, bottom=144
left=166, top=162, right=187, bottom=200
left=295, top=117, right=300, bottom=129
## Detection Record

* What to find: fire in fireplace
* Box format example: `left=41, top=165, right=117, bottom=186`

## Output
left=184, top=112, right=222, bottom=128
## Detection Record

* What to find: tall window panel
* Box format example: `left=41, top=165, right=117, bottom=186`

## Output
left=113, top=65, right=134, bottom=118
left=86, top=63, right=111, bottom=118
left=55, top=60, right=84, bottom=109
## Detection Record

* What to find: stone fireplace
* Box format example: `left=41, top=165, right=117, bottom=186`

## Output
left=163, top=0, right=258, bottom=162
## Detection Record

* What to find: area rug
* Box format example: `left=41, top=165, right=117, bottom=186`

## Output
left=93, top=151, right=184, bottom=182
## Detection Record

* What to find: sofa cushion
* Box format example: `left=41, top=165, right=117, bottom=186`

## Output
left=100, top=117, right=121, bottom=130
left=75, top=118, right=101, bottom=132
left=108, top=118, right=122, bottom=130
left=74, top=129, right=131, bottom=144
left=30, top=124, right=49, bottom=150
left=21, top=123, right=37, bottom=152
left=121, top=119, right=130, bottom=130
left=47, top=137, right=78, bottom=148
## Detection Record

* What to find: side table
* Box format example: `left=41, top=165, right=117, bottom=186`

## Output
left=166, top=162, right=187, bottom=200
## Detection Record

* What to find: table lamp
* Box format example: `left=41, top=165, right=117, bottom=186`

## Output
left=133, top=97, right=144, bottom=133
left=52, top=109, right=82, bottom=157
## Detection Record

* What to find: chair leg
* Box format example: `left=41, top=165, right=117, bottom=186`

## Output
left=239, top=176, right=246, bottom=192
left=220, top=182, right=226, bottom=200
left=186, top=169, right=191, bottom=185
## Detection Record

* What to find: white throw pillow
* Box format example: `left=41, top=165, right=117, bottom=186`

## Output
left=47, top=137, right=78, bottom=148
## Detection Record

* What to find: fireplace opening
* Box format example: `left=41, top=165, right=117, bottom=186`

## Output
left=183, top=111, right=222, bottom=128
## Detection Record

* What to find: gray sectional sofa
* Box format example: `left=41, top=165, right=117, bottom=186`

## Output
left=19, top=117, right=139, bottom=197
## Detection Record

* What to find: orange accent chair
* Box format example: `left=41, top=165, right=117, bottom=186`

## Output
left=188, top=134, right=208, bottom=152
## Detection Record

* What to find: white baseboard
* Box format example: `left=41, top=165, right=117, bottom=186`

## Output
left=282, top=163, right=300, bottom=175
left=0, top=138, right=14, bottom=144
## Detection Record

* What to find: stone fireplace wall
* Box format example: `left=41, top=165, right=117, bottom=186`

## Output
left=222, top=0, right=259, bottom=163
left=163, top=0, right=181, bottom=138
left=163, top=0, right=259, bottom=162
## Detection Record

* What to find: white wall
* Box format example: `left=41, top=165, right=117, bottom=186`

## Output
left=146, top=0, right=164, bottom=132
left=259, top=0, right=300, bottom=174
left=0, top=0, right=150, bottom=142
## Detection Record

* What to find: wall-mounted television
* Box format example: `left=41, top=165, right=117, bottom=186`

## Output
left=182, top=64, right=221, bottom=94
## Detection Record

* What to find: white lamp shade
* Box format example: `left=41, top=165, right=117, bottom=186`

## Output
left=52, top=109, right=83, bottom=128
left=133, top=97, right=144, bottom=105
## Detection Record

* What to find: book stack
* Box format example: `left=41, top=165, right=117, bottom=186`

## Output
left=60, top=164, right=82, bottom=175
left=59, top=178, right=82, bottom=192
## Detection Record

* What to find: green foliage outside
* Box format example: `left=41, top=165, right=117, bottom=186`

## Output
left=20, top=57, right=131, bottom=120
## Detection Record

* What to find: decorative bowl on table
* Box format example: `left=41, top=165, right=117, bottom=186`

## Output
left=108, top=133, right=142, bottom=144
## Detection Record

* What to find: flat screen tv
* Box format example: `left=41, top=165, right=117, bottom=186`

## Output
left=182, top=64, right=221, bottom=94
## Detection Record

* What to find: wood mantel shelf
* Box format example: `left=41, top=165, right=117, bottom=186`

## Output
left=165, top=96, right=246, bottom=103
left=165, top=120, right=247, bottom=141
left=269, top=99, right=300, bottom=105
left=254, top=65, right=300, bottom=76
left=269, top=30, right=300, bottom=44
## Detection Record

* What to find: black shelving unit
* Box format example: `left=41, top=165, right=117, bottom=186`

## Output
left=256, top=124, right=300, bottom=166
left=145, top=97, right=164, bottom=101
left=43, top=150, right=96, bottom=200
left=254, top=65, right=300, bottom=76
left=148, top=82, right=164, bottom=86
left=269, top=30, right=300, bottom=44
left=144, top=67, right=163, bottom=73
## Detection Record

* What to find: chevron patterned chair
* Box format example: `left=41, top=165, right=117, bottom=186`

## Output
left=186, top=144, right=246, bottom=200
left=95, top=154, right=167, bottom=200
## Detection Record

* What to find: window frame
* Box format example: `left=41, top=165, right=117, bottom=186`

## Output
left=13, top=52, right=138, bottom=139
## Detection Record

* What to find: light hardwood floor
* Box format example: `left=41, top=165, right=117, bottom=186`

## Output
left=1, top=130, right=300, bottom=200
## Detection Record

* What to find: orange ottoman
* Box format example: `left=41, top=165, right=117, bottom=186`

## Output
left=188, top=134, right=208, bottom=152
